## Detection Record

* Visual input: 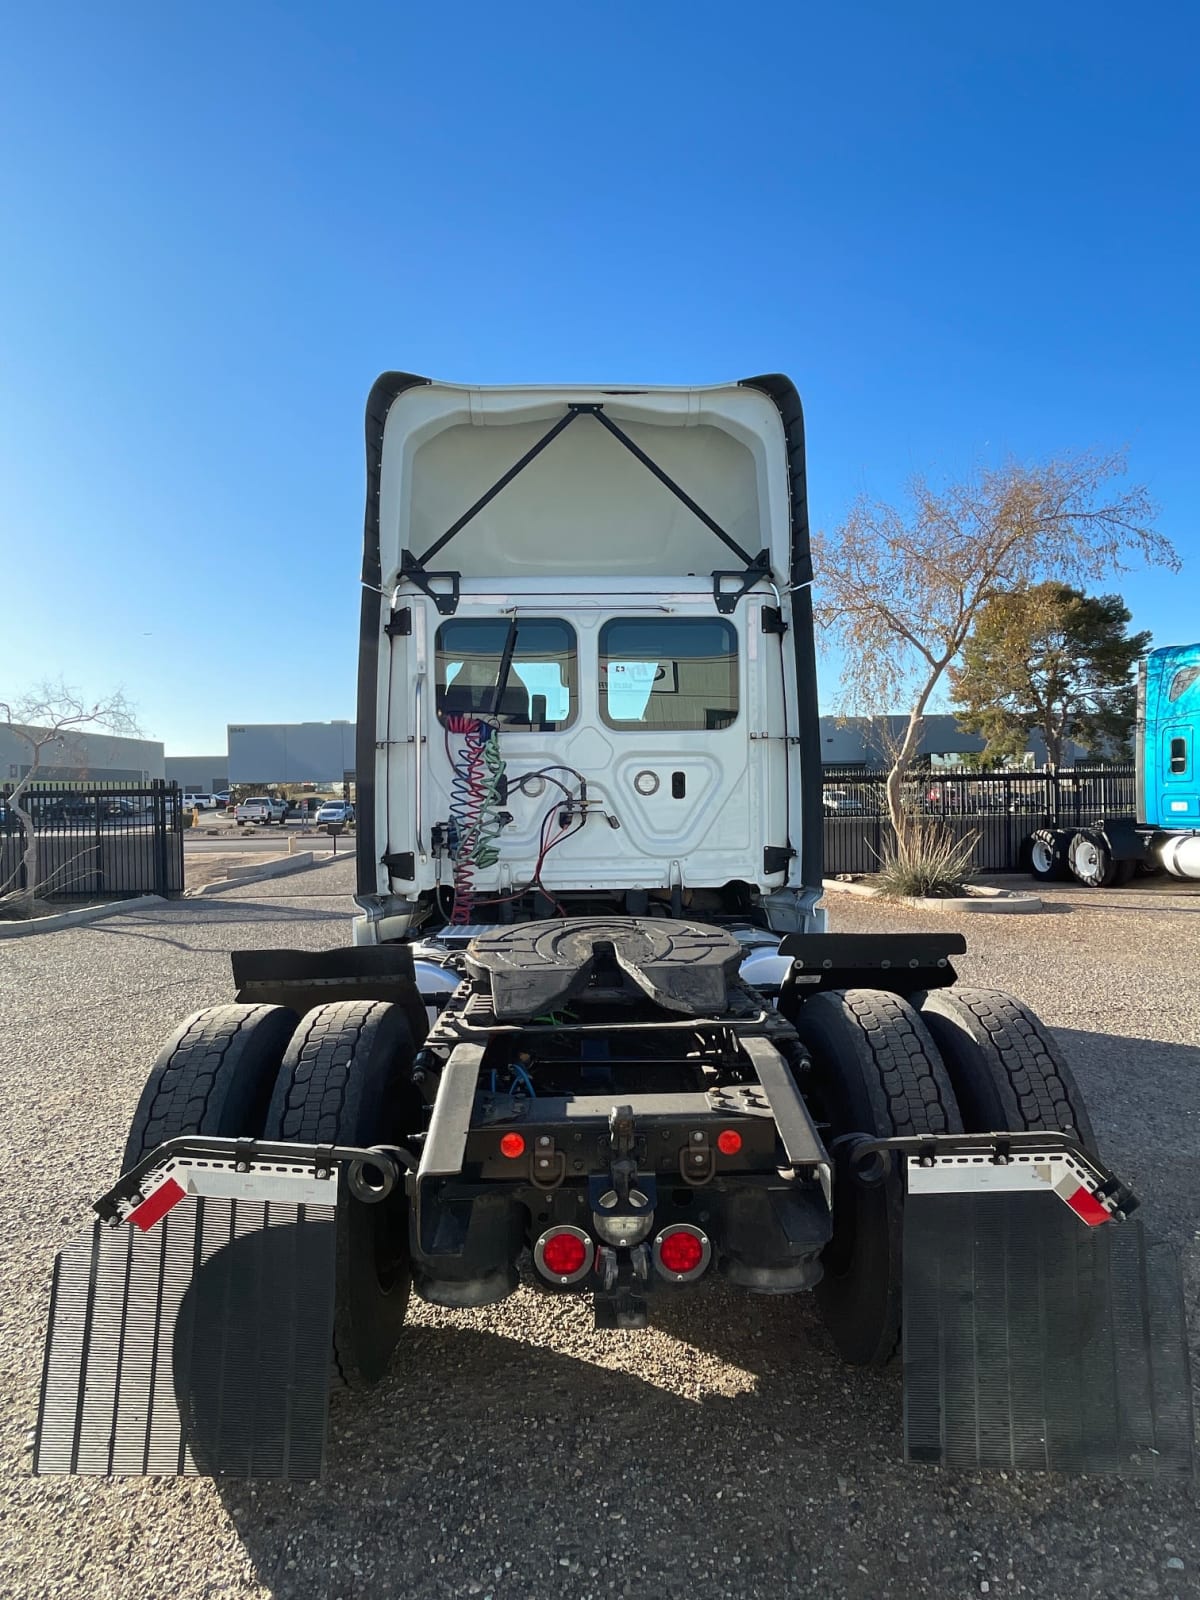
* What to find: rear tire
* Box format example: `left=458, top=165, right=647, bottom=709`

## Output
left=264, top=1000, right=419, bottom=1388
left=917, top=986, right=1105, bottom=1349
left=1068, top=827, right=1134, bottom=887
left=791, top=989, right=962, bottom=1365
left=123, top=1003, right=300, bottom=1171
left=1027, top=828, right=1070, bottom=882
left=915, top=986, right=1098, bottom=1153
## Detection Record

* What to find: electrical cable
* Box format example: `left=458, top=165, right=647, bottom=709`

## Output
left=509, top=1062, right=537, bottom=1099
left=435, top=737, right=590, bottom=923
left=445, top=714, right=507, bottom=924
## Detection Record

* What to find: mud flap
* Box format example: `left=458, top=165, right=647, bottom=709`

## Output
left=903, top=1190, right=1194, bottom=1476
left=35, top=1192, right=337, bottom=1480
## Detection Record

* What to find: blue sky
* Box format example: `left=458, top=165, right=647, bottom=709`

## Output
left=1, top=1, right=1196, bottom=754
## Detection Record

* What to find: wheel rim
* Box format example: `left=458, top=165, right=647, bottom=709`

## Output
left=1074, top=840, right=1103, bottom=884
left=1031, top=839, right=1053, bottom=873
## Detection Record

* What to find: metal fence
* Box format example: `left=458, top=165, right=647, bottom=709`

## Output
left=0, top=781, right=185, bottom=899
left=822, top=765, right=1136, bottom=875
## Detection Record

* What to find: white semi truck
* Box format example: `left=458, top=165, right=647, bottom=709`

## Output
left=34, top=374, right=1191, bottom=1482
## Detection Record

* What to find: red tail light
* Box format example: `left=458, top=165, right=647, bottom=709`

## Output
left=654, top=1224, right=711, bottom=1282
left=534, top=1226, right=594, bottom=1284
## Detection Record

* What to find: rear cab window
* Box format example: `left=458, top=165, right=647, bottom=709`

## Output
left=435, top=619, right=577, bottom=730
left=599, top=618, right=738, bottom=731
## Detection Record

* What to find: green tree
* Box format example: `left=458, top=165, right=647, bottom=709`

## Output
left=949, top=583, right=1151, bottom=767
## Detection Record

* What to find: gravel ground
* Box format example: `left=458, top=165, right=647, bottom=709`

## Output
left=1, top=862, right=1197, bottom=1600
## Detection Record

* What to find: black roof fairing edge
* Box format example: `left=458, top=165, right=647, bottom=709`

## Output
left=356, top=371, right=431, bottom=897
left=738, top=374, right=823, bottom=895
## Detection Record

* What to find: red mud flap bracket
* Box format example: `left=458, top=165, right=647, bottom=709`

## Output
left=34, top=1138, right=401, bottom=1481
left=862, top=1134, right=1195, bottom=1477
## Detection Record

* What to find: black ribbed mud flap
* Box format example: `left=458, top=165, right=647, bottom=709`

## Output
left=903, top=1192, right=1194, bottom=1476
left=35, top=1196, right=336, bottom=1479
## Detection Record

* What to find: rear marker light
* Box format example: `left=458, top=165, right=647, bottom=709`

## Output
left=1064, top=1184, right=1111, bottom=1227
left=499, top=1132, right=526, bottom=1159
left=654, top=1224, right=711, bottom=1282
left=128, top=1177, right=187, bottom=1232
left=533, top=1226, right=594, bottom=1285
left=717, top=1128, right=743, bottom=1156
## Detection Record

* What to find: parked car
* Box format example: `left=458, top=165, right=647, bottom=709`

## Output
left=235, top=796, right=287, bottom=826
left=212, top=792, right=231, bottom=809
left=183, top=793, right=220, bottom=811
left=315, top=800, right=355, bottom=827
left=29, top=795, right=114, bottom=823
left=822, top=788, right=867, bottom=815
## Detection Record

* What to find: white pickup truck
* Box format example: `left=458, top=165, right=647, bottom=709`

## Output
left=234, top=795, right=287, bottom=826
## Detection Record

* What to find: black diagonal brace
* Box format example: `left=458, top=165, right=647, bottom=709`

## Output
left=416, top=408, right=583, bottom=566
left=578, top=405, right=758, bottom=566
left=412, top=402, right=764, bottom=576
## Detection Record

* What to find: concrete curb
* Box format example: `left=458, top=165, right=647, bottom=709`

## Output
left=908, top=891, right=1043, bottom=914
left=821, top=877, right=1042, bottom=914
left=188, top=851, right=336, bottom=897
left=0, top=894, right=167, bottom=939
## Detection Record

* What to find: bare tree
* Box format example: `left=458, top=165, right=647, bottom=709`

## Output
left=814, top=451, right=1177, bottom=837
left=1, top=682, right=140, bottom=915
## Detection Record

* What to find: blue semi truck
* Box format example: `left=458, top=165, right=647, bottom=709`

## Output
left=1029, top=641, right=1200, bottom=886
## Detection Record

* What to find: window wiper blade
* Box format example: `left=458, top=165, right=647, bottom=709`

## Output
left=485, top=617, right=520, bottom=718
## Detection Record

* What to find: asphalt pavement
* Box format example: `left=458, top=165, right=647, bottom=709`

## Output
left=1, top=861, right=1197, bottom=1600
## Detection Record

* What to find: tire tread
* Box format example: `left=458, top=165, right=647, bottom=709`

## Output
left=834, top=989, right=961, bottom=1137
left=124, top=1003, right=297, bottom=1168
left=918, top=986, right=1096, bottom=1150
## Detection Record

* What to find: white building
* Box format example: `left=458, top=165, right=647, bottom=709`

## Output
left=227, top=722, right=357, bottom=785
left=1, top=724, right=165, bottom=784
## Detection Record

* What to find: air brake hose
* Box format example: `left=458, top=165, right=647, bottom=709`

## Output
left=445, top=715, right=506, bottom=924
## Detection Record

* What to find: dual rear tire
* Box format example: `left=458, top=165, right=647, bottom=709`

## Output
left=793, top=990, right=959, bottom=1365
left=264, top=1000, right=420, bottom=1386
left=1067, top=827, right=1136, bottom=888
left=1027, top=826, right=1136, bottom=887
left=792, top=984, right=1098, bottom=1365
left=123, top=996, right=420, bottom=1388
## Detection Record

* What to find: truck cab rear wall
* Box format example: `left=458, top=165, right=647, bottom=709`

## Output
left=354, top=375, right=824, bottom=934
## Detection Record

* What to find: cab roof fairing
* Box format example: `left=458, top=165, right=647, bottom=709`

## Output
left=370, top=379, right=801, bottom=592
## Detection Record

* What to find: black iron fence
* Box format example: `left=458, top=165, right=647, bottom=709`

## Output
left=822, top=765, right=1136, bottom=875
left=0, top=781, right=185, bottom=899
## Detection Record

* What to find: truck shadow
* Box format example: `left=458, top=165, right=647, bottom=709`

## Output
left=210, top=1266, right=1196, bottom=1600
left=208, top=1303, right=895, bottom=1598
left=1052, top=1027, right=1200, bottom=1247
